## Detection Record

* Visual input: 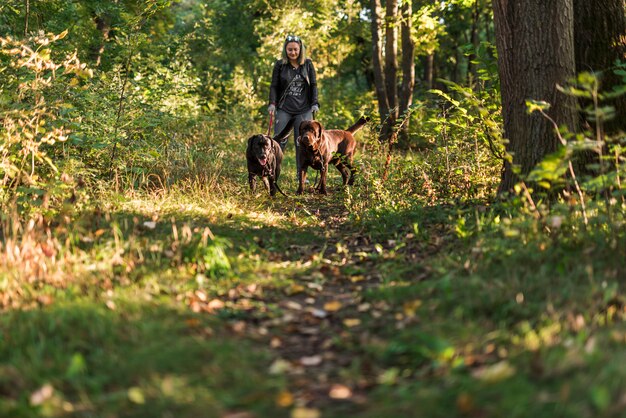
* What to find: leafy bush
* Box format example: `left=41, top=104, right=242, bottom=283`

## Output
left=0, top=32, right=92, bottom=214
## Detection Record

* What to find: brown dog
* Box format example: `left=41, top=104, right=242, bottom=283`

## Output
left=297, top=116, right=369, bottom=195
left=246, top=119, right=294, bottom=196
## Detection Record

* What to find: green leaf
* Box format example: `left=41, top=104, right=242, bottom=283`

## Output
left=65, top=353, right=86, bottom=378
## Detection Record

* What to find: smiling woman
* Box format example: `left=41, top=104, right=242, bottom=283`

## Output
left=268, top=35, right=320, bottom=181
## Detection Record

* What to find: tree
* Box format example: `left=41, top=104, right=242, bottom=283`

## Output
left=492, top=0, right=578, bottom=193
left=369, top=0, right=416, bottom=142
left=573, top=0, right=626, bottom=132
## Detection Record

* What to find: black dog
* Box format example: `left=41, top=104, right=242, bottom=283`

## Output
left=246, top=119, right=294, bottom=196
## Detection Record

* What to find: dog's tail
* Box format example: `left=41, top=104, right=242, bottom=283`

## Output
left=346, top=116, right=370, bottom=134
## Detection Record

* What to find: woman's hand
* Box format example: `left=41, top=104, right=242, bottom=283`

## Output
left=268, top=104, right=276, bottom=115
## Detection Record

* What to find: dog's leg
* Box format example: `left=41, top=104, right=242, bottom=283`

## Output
left=297, top=167, right=307, bottom=195
left=269, top=178, right=277, bottom=196
left=347, top=163, right=356, bottom=185
left=334, top=159, right=351, bottom=185
left=319, top=165, right=329, bottom=194
left=249, top=173, right=257, bottom=193
left=262, top=176, right=271, bottom=194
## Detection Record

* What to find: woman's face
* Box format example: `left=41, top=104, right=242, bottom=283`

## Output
left=286, top=42, right=301, bottom=62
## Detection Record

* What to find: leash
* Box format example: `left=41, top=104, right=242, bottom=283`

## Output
left=267, top=112, right=274, bottom=136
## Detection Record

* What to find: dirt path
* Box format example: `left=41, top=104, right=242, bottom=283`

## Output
left=226, top=195, right=441, bottom=412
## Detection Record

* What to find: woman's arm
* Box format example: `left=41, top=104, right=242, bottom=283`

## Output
left=269, top=61, right=281, bottom=105
left=308, top=60, right=319, bottom=108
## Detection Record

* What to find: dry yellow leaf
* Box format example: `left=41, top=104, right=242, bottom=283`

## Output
left=276, top=390, right=294, bottom=407
left=472, top=361, right=516, bottom=383
left=324, top=300, right=342, bottom=311
left=403, top=299, right=422, bottom=317
left=291, top=407, right=321, bottom=418
left=343, top=318, right=361, bottom=327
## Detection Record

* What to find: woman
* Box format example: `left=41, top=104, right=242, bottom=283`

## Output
left=268, top=35, right=319, bottom=178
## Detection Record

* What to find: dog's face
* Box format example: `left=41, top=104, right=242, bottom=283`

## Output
left=298, top=120, right=323, bottom=151
left=248, top=134, right=273, bottom=166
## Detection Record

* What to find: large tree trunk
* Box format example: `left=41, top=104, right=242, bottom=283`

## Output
left=493, top=0, right=579, bottom=194
left=370, top=0, right=390, bottom=138
left=574, top=0, right=626, bottom=133
left=399, top=0, right=416, bottom=144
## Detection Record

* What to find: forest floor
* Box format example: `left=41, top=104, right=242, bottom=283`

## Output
left=2, top=169, right=626, bottom=418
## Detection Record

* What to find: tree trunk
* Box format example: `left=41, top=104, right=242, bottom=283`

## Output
left=370, top=0, right=390, bottom=136
left=423, top=53, right=434, bottom=90
left=399, top=0, right=416, bottom=144
left=384, top=0, right=399, bottom=119
left=493, top=0, right=579, bottom=194
left=467, top=0, right=481, bottom=87
left=574, top=0, right=626, bottom=132
left=90, top=14, right=112, bottom=66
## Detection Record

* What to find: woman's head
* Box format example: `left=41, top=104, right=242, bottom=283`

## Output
left=282, top=35, right=306, bottom=65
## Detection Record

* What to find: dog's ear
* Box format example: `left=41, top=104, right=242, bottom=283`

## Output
left=273, top=118, right=295, bottom=142
left=314, top=121, right=323, bottom=138
left=246, top=136, right=257, bottom=158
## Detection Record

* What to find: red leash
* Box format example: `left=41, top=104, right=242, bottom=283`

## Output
left=267, top=112, right=274, bottom=136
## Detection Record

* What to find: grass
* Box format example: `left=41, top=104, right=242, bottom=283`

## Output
left=1, top=123, right=625, bottom=418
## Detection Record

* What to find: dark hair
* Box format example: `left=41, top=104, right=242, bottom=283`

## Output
left=281, top=35, right=306, bottom=65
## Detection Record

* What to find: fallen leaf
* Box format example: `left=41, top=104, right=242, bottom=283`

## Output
left=403, top=299, right=422, bottom=317
left=222, top=412, right=255, bottom=418
left=357, top=303, right=371, bottom=312
left=195, top=290, right=208, bottom=302
left=285, top=284, right=306, bottom=295
left=207, top=299, right=225, bottom=311
left=269, top=359, right=292, bottom=375
left=291, top=407, right=320, bottom=418
left=300, top=355, right=323, bottom=366
left=323, top=300, right=342, bottom=311
left=128, top=387, right=145, bottom=404
left=343, top=318, right=361, bottom=327
left=308, top=308, right=328, bottom=318
left=143, top=221, right=157, bottom=230
left=329, top=384, right=352, bottom=399
left=276, top=390, right=294, bottom=407
left=284, top=301, right=303, bottom=311
left=30, top=384, right=54, bottom=405
left=270, top=337, right=282, bottom=348
left=472, top=361, right=516, bottom=383
left=456, top=393, right=474, bottom=414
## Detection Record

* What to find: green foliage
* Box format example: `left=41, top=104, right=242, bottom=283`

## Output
left=0, top=32, right=92, bottom=214
left=1, top=3, right=625, bottom=418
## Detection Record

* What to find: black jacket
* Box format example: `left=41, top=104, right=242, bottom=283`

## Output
left=269, top=58, right=319, bottom=110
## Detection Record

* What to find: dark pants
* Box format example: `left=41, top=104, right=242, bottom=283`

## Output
left=274, top=109, right=313, bottom=179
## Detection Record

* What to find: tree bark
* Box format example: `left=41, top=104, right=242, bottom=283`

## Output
left=384, top=0, right=399, bottom=119
left=370, top=0, right=390, bottom=128
left=574, top=0, right=626, bottom=132
left=90, top=14, right=112, bottom=66
left=493, top=0, right=579, bottom=194
left=399, top=0, right=416, bottom=144
left=423, top=53, right=434, bottom=90
left=467, top=0, right=481, bottom=87
left=24, top=0, right=30, bottom=36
